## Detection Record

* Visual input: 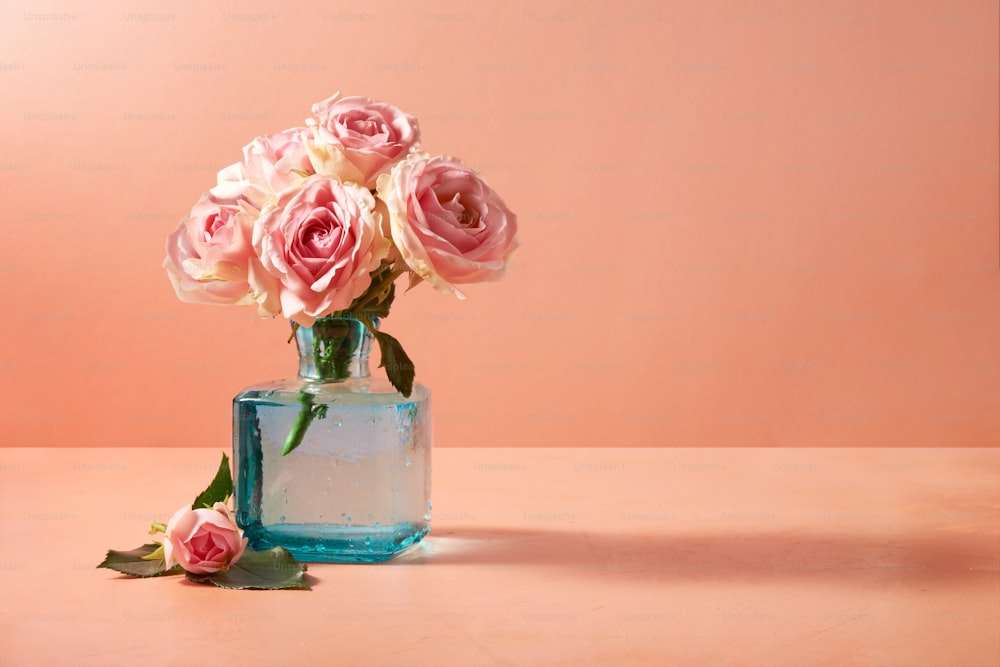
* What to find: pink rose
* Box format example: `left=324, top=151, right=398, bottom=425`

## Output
left=242, top=127, right=314, bottom=197
left=163, top=193, right=256, bottom=306
left=163, top=502, right=248, bottom=575
left=306, top=93, right=420, bottom=188
left=377, top=155, right=519, bottom=297
left=250, top=175, right=389, bottom=326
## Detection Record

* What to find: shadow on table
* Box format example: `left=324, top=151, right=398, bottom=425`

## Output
left=392, top=525, right=999, bottom=583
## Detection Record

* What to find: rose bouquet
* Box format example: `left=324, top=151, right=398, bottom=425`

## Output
left=164, top=93, right=519, bottom=454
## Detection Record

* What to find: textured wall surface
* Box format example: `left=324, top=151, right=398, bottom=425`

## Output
left=1, top=0, right=997, bottom=446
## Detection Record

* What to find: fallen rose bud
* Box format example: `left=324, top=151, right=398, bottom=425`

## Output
left=163, top=502, right=248, bottom=575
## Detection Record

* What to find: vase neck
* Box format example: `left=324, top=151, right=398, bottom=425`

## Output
left=294, top=317, right=375, bottom=382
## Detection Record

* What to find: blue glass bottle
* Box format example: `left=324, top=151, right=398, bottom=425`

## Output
left=233, top=317, right=431, bottom=563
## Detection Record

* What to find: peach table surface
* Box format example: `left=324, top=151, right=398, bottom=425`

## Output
left=1, top=447, right=997, bottom=667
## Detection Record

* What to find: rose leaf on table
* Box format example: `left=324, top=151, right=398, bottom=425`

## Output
left=97, top=543, right=184, bottom=578
left=184, top=547, right=310, bottom=590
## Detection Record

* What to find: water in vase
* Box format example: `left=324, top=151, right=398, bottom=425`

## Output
left=234, top=377, right=432, bottom=563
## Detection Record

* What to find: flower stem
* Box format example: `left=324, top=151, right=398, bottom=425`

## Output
left=281, top=263, right=404, bottom=456
left=282, top=391, right=317, bottom=456
left=347, top=263, right=405, bottom=317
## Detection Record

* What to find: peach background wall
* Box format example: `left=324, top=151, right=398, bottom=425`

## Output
left=0, top=0, right=997, bottom=447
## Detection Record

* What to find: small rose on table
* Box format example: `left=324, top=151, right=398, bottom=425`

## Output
left=164, top=502, right=248, bottom=575
left=98, top=453, right=310, bottom=590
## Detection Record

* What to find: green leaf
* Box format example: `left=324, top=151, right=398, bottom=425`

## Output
left=184, top=547, right=310, bottom=590
left=344, top=261, right=397, bottom=319
left=192, top=453, right=233, bottom=509
left=372, top=329, right=414, bottom=397
left=97, top=543, right=183, bottom=578
left=362, top=281, right=395, bottom=319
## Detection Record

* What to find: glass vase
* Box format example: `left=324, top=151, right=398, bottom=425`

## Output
left=232, top=317, right=431, bottom=563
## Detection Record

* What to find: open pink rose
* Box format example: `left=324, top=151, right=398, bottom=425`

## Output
left=377, top=155, right=519, bottom=297
left=250, top=175, right=389, bottom=326
left=242, top=127, right=314, bottom=198
left=306, top=93, right=420, bottom=188
left=163, top=502, right=248, bottom=575
left=163, top=193, right=256, bottom=306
